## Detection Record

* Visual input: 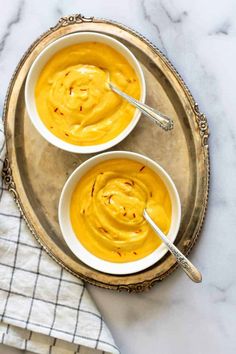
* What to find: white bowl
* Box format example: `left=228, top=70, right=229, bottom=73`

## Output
left=59, top=151, right=181, bottom=275
left=25, top=32, right=146, bottom=154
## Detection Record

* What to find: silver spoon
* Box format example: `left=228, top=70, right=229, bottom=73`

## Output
left=108, top=80, right=174, bottom=131
left=143, top=209, right=202, bottom=283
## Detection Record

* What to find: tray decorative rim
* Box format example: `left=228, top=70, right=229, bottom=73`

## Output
left=2, top=14, right=210, bottom=292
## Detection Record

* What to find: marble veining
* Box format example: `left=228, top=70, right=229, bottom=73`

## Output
left=160, top=3, right=188, bottom=25
left=0, top=0, right=24, bottom=55
left=209, top=22, right=231, bottom=36
left=0, top=0, right=236, bottom=353
left=141, top=0, right=167, bottom=54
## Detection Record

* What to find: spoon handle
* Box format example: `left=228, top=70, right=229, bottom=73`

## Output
left=143, top=210, right=202, bottom=283
left=109, top=83, right=173, bottom=131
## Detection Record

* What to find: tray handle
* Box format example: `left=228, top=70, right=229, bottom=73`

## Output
left=53, top=14, right=94, bottom=29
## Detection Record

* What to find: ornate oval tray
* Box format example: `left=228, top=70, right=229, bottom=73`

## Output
left=2, top=14, right=209, bottom=292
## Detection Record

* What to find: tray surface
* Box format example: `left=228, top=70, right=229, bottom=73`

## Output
left=2, top=14, right=209, bottom=292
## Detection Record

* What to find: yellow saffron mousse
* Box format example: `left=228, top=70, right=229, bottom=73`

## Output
left=35, top=42, right=140, bottom=146
left=70, top=159, right=172, bottom=263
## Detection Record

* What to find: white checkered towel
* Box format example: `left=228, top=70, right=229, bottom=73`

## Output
left=0, top=120, right=119, bottom=354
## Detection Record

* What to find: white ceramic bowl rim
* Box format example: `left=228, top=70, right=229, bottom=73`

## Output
left=58, top=151, right=181, bottom=275
left=25, top=32, right=146, bottom=154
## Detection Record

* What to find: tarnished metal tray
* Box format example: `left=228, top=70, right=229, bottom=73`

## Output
left=2, top=14, right=209, bottom=292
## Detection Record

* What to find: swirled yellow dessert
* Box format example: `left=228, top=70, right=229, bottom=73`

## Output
left=70, top=159, right=172, bottom=263
left=35, top=42, right=140, bottom=146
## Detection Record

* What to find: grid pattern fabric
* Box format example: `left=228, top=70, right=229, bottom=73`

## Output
left=0, top=120, right=119, bottom=354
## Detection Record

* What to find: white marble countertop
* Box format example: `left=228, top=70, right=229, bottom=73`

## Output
left=1, top=0, right=236, bottom=353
